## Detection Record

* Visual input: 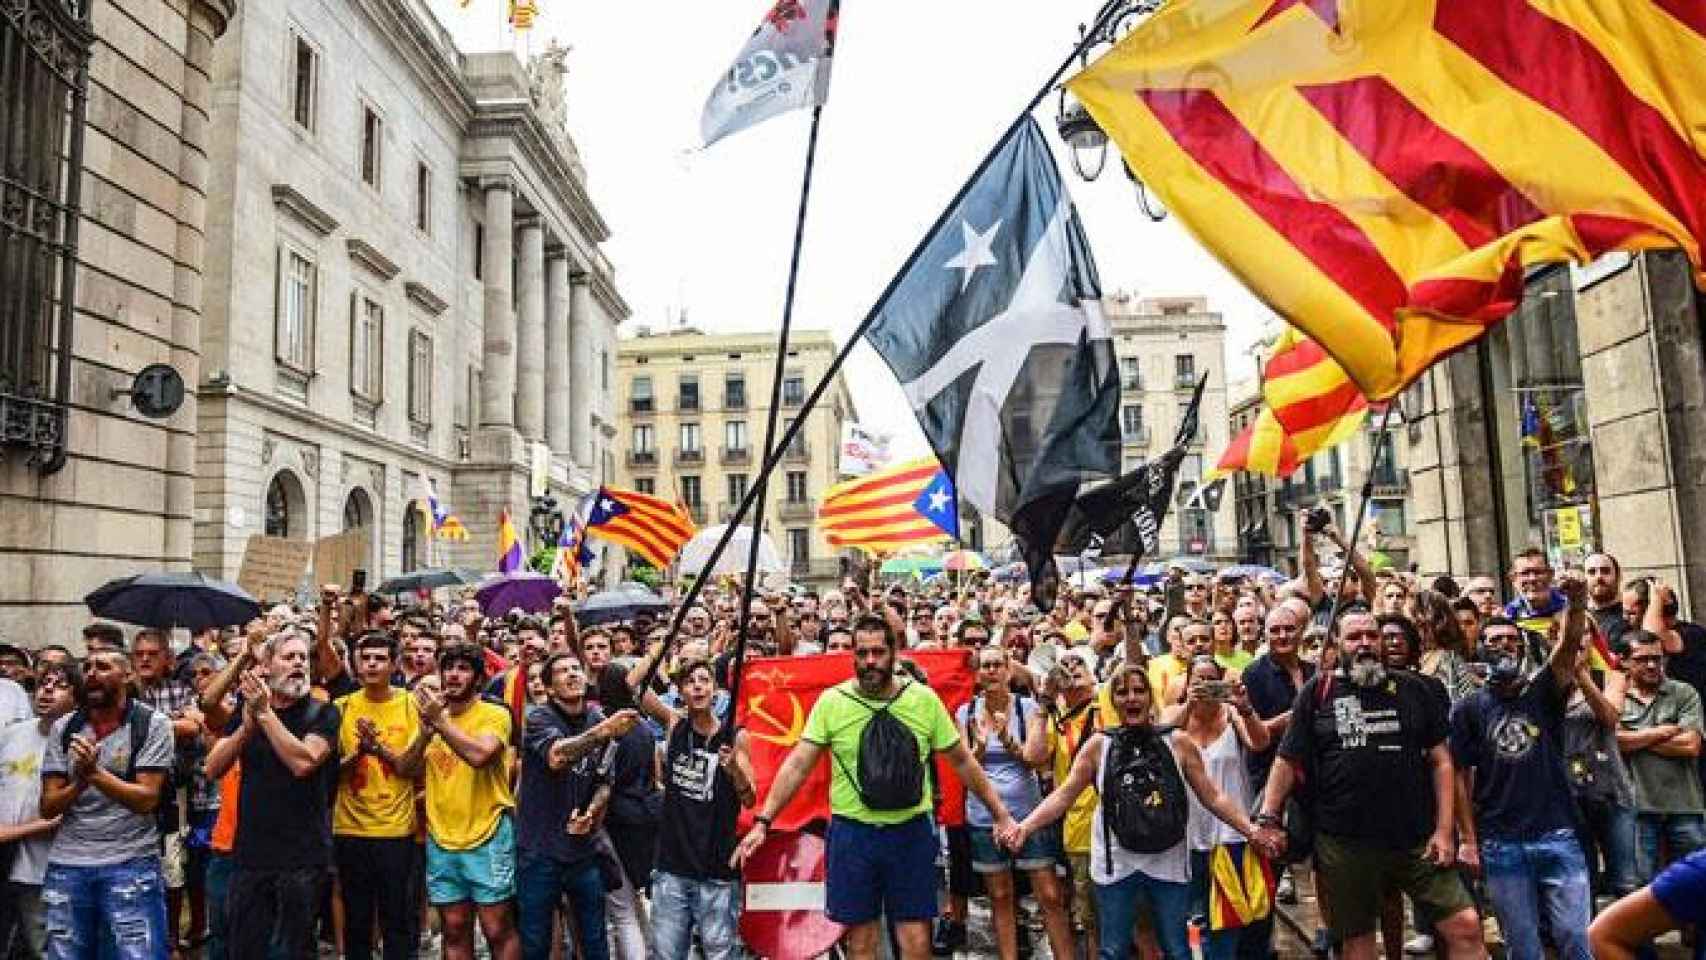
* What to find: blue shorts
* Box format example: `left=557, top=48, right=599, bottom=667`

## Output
left=969, top=822, right=1062, bottom=874
left=825, top=814, right=938, bottom=925
left=426, top=815, right=517, bottom=906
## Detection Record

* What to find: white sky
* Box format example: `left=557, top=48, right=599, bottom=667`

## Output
left=440, top=0, right=1274, bottom=458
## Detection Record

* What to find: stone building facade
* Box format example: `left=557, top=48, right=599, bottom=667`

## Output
left=613, top=327, right=857, bottom=589
left=193, top=0, right=626, bottom=596
left=1406, top=252, right=1706, bottom=611
left=1, top=0, right=237, bottom=644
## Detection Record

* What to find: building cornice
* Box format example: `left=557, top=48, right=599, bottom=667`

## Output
left=405, top=280, right=450, bottom=316
left=352, top=0, right=476, bottom=129
left=346, top=238, right=401, bottom=281
left=199, top=383, right=459, bottom=471
left=271, top=184, right=339, bottom=237
left=468, top=108, right=611, bottom=245
left=194, top=0, right=237, bottom=38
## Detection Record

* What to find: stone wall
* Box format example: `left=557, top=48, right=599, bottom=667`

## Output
left=0, top=0, right=235, bottom=648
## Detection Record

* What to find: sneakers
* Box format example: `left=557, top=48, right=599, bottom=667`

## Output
left=931, top=918, right=967, bottom=957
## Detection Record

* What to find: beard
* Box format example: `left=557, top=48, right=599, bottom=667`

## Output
left=857, top=662, right=892, bottom=694
left=1349, top=655, right=1387, bottom=688
left=270, top=672, right=310, bottom=700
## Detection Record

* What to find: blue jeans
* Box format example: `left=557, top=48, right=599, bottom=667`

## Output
left=517, top=853, right=608, bottom=960
left=1095, top=868, right=1193, bottom=960
left=1634, top=812, right=1706, bottom=885
left=1575, top=797, right=1639, bottom=898
left=1481, top=831, right=1593, bottom=960
left=41, top=857, right=170, bottom=960
left=650, top=871, right=739, bottom=960
left=204, top=853, right=233, bottom=960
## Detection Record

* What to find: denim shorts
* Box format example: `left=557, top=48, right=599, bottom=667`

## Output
left=824, top=814, right=938, bottom=925
left=968, top=823, right=1062, bottom=874
left=426, top=815, right=516, bottom=906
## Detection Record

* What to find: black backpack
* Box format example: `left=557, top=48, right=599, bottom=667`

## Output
left=60, top=701, right=177, bottom=832
left=832, top=683, right=928, bottom=812
left=1100, top=725, right=1188, bottom=871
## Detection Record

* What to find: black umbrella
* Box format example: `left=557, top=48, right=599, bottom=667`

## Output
left=84, top=572, right=263, bottom=632
left=573, top=584, right=670, bottom=627
left=375, top=567, right=485, bottom=596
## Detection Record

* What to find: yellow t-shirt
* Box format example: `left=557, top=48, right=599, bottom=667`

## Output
left=334, top=689, right=422, bottom=839
left=422, top=701, right=514, bottom=850
left=1047, top=702, right=1104, bottom=854
left=1147, top=654, right=1188, bottom=713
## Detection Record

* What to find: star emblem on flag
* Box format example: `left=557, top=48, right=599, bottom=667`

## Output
left=943, top=219, right=1003, bottom=293
left=911, top=470, right=960, bottom=539
left=1250, top=0, right=1342, bottom=32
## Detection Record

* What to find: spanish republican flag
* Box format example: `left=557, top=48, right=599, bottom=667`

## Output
left=496, top=508, right=524, bottom=574
left=737, top=650, right=976, bottom=832
left=1070, top=0, right=1706, bottom=399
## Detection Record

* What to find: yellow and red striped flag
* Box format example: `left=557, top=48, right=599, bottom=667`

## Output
left=583, top=486, right=696, bottom=570
left=1070, top=0, right=1706, bottom=399
left=1210, top=326, right=1367, bottom=481
left=1208, top=407, right=1299, bottom=482
left=818, top=458, right=954, bottom=555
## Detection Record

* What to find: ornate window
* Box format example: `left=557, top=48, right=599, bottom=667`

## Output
left=1, top=0, right=94, bottom=473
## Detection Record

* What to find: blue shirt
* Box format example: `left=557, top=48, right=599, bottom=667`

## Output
left=1449, top=669, right=1578, bottom=840
left=518, top=702, right=606, bottom=865
left=1653, top=848, right=1706, bottom=933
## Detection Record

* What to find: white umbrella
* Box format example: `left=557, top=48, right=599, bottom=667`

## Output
left=677, top=524, right=784, bottom=578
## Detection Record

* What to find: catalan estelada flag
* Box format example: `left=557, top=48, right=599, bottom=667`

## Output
left=817, top=458, right=955, bottom=555
left=1070, top=0, right=1706, bottom=399
left=584, top=486, right=696, bottom=570
left=496, top=508, right=523, bottom=574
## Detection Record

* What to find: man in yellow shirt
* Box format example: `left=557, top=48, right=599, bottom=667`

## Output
left=409, top=642, right=519, bottom=960
left=334, top=631, right=425, bottom=960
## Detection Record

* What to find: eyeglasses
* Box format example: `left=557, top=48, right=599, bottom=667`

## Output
left=1630, top=654, right=1665, bottom=664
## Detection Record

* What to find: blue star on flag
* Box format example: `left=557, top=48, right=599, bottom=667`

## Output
left=912, top=470, right=960, bottom=539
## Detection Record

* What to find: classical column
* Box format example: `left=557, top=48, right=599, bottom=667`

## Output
left=480, top=181, right=516, bottom=429
left=516, top=220, right=546, bottom=441
left=568, top=275, right=597, bottom=468
left=545, top=251, right=571, bottom=457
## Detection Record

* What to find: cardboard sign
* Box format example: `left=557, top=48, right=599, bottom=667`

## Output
left=236, top=535, right=313, bottom=603
left=313, top=529, right=372, bottom=592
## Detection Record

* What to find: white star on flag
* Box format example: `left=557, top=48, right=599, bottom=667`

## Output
left=928, top=487, right=951, bottom=515
left=943, top=219, right=1003, bottom=293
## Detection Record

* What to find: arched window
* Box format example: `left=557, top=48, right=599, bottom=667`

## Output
left=343, top=488, right=372, bottom=532
left=265, top=475, right=292, bottom=538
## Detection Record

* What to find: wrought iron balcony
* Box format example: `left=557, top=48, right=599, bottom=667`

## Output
left=674, top=448, right=705, bottom=466
left=720, top=445, right=750, bottom=466
left=625, top=449, right=657, bottom=469
left=780, top=498, right=816, bottom=520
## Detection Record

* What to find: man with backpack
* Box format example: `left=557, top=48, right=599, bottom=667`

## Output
left=732, top=613, right=1018, bottom=960
left=1253, top=610, right=1486, bottom=960
left=38, top=646, right=176, bottom=959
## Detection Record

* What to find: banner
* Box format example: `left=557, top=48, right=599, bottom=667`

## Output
left=837, top=423, right=892, bottom=477
left=701, top=0, right=839, bottom=147
left=737, top=649, right=976, bottom=832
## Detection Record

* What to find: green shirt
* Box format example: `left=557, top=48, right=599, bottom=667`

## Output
left=1620, top=679, right=1706, bottom=815
left=802, top=679, right=960, bottom=825
left=1216, top=649, right=1255, bottom=673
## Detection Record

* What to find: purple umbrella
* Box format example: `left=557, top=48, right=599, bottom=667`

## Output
left=475, top=572, right=561, bottom=615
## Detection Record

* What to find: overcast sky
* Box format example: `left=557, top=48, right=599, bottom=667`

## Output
left=440, top=0, right=1274, bottom=457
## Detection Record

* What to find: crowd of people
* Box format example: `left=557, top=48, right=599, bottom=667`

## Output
left=0, top=511, right=1703, bottom=960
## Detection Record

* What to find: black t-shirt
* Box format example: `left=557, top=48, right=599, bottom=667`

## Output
left=1242, top=654, right=1316, bottom=790
left=603, top=723, right=661, bottom=827
left=1666, top=622, right=1706, bottom=701
left=232, top=697, right=341, bottom=869
left=1449, top=668, right=1577, bottom=840
left=656, top=720, right=741, bottom=882
left=519, top=702, right=606, bottom=865
left=1280, top=670, right=1448, bottom=849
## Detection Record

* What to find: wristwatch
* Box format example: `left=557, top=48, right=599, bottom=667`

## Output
left=755, top=814, right=774, bottom=829
left=1254, top=812, right=1282, bottom=828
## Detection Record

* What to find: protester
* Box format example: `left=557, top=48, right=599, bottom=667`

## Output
left=1588, top=848, right=1706, bottom=959
left=1616, top=630, right=1705, bottom=884
left=0, top=661, right=75, bottom=957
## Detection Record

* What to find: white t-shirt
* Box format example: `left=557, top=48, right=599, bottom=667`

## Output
left=0, top=679, right=29, bottom=726
left=0, top=719, right=53, bottom=884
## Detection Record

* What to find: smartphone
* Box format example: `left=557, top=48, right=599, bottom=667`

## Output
left=1198, top=680, right=1233, bottom=701
left=352, top=568, right=368, bottom=594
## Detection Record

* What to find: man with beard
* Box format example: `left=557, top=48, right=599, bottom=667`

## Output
left=1584, top=554, right=1626, bottom=647
left=204, top=630, right=339, bottom=960
left=1254, top=611, right=1484, bottom=960
left=517, top=652, right=638, bottom=960
left=732, top=614, right=1016, bottom=960
left=38, top=648, right=175, bottom=959
left=332, top=631, right=426, bottom=960
left=410, top=642, right=520, bottom=960
left=0, top=660, right=76, bottom=957
left=1450, top=575, right=1592, bottom=960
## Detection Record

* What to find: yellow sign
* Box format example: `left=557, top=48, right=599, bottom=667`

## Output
left=1555, top=507, right=1583, bottom=549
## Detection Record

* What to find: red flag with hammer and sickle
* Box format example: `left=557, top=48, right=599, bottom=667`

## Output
left=736, top=650, right=977, bottom=832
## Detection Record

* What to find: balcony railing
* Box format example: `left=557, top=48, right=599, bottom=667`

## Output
left=629, top=398, right=654, bottom=416
left=780, top=498, right=816, bottom=520
left=1123, top=426, right=1152, bottom=446
left=1121, top=377, right=1144, bottom=392
left=724, top=392, right=747, bottom=410
left=1370, top=468, right=1410, bottom=498
left=720, top=445, right=750, bottom=466
left=625, top=449, right=657, bottom=469
left=674, top=448, right=705, bottom=466
left=678, top=394, right=700, bottom=412
left=782, top=442, right=809, bottom=463
left=684, top=502, right=707, bottom=524
left=1174, top=373, right=1199, bottom=390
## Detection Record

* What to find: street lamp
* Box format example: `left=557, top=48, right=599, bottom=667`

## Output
left=1053, top=0, right=1168, bottom=222
left=529, top=494, right=563, bottom=547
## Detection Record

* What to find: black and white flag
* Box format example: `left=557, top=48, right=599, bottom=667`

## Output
left=863, top=119, right=1121, bottom=609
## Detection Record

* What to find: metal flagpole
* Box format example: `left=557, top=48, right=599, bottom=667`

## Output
left=1321, top=402, right=1400, bottom=662
left=637, top=0, right=1138, bottom=696
left=724, top=105, right=829, bottom=739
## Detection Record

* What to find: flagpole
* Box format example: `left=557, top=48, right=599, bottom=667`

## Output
left=1320, top=402, right=1399, bottom=662
left=638, top=0, right=1137, bottom=697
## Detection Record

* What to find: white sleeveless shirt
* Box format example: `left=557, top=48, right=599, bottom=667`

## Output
left=1088, top=731, right=1191, bottom=885
left=1185, top=719, right=1253, bottom=851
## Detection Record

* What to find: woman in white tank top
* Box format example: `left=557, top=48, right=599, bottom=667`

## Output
left=998, top=663, right=1280, bottom=960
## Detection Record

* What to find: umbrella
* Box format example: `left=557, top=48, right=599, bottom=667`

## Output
left=1054, top=555, right=1101, bottom=576
left=880, top=556, right=943, bottom=577
left=574, top=584, right=670, bottom=626
left=375, top=567, right=484, bottom=595
left=1156, top=556, right=1217, bottom=575
left=991, top=562, right=1028, bottom=584
left=677, top=524, right=783, bottom=578
left=1101, top=568, right=1166, bottom=587
left=475, top=572, right=562, bottom=615
left=1067, top=568, right=1111, bottom=589
left=1220, top=564, right=1284, bottom=582
left=84, top=572, right=262, bottom=632
left=941, top=550, right=987, bottom=572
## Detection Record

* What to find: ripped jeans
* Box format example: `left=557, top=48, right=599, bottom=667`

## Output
left=41, top=856, right=169, bottom=960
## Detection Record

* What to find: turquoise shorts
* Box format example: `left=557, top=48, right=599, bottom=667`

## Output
left=426, top=814, right=517, bottom=905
